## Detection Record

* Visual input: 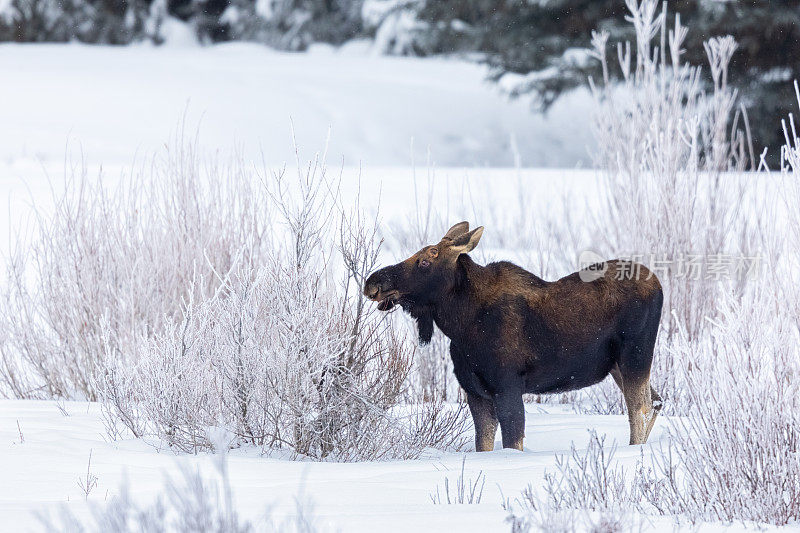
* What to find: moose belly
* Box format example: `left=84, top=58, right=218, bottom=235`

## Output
left=524, top=344, right=616, bottom=394
left=449, top=336, right=617, bottom=397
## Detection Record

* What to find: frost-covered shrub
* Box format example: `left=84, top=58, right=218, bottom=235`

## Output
left=506, top=506, right=646, bottom=533
left=591, top=0, right=756, bottom=342
left=780, top=80, right=800, bottom=317
left=504, top=431, right=650, bottom=532
left=540, top=432, right=638, bottom=513
left=626, top=97, right=800, bottom=524
left=0, top=142, right=271, bottom=400
left=101, top=266, right=466, bottom=459
left=507, top=71, right=800, bottom=530
left=429, top=456, right=485, bottom=505
left=633, top=285, right=800, bottom=525
left=410, top=331, right=459, bottom=403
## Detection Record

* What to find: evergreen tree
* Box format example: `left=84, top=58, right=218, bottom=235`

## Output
left=416, top=0, right=800, bottom=164
left=0, top=0, right=366, bottom=48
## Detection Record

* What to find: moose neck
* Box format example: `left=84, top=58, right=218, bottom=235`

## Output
left=430, top=254, right=485, bottom=342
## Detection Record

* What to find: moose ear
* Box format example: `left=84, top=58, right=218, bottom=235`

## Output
left=443, top=221, right=470, bottom=240
left=451, top=226, right=484, bottom=254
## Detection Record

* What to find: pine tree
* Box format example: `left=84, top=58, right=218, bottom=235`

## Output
left=416, top=0, right=800, bottom=164
left=0, top=0, right=366, bottom=48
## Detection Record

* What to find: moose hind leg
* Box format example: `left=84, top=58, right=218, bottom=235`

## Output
left=611, top=364, right=661, bottom=444
left=621, top=375, right=655, bottom=445
left=614, top=362, right=662, bottom=444
left=618, top=329, right=660, bottom=445
left=467, top=393, right=498, bottom=452
left=624, top=359, right=663, bottom=410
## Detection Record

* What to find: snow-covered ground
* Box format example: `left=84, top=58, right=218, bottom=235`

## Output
left=0, top=42, right=593, bottom=170
left=2, top=400, right=675, bottom=532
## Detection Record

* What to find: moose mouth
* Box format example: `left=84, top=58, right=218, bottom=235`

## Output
left=374, top=290, right=400, bottom=311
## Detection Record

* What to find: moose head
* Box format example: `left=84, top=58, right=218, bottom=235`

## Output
left=363, top=221, right=483, bottom=344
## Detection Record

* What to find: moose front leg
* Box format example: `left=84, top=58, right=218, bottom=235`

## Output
left=467, top=393, right=497, bottom=452
left=494, top=390, right=525, bottom=451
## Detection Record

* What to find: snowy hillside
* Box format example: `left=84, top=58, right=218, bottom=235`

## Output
left=0, top=43, right=593, bottom=170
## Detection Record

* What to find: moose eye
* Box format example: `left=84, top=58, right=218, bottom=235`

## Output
left=419, top=259, right=431, bottom=268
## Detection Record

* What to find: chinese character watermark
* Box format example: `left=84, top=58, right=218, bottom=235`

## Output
left=577, top=251, right=762, bottom=282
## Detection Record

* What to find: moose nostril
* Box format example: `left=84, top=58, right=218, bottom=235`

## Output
left=365, top=285, right=379, bottom=298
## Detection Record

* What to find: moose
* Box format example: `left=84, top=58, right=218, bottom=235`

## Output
left=364, top=222, right=663, bottom=451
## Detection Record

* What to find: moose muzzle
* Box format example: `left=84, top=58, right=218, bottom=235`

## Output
left=364, top=269, right=400, bottom=311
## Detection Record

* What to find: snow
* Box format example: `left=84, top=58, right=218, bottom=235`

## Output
left=0, top=0, right=12, bottom=23
left=158, top=17, right=201, bottom=47
left=1, top=400, right=676, bottom=532
left=0, top=42, right=593, bottom=170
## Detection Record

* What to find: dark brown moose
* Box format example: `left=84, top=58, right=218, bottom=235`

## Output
left=364, top=222, right=663, bottom=451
